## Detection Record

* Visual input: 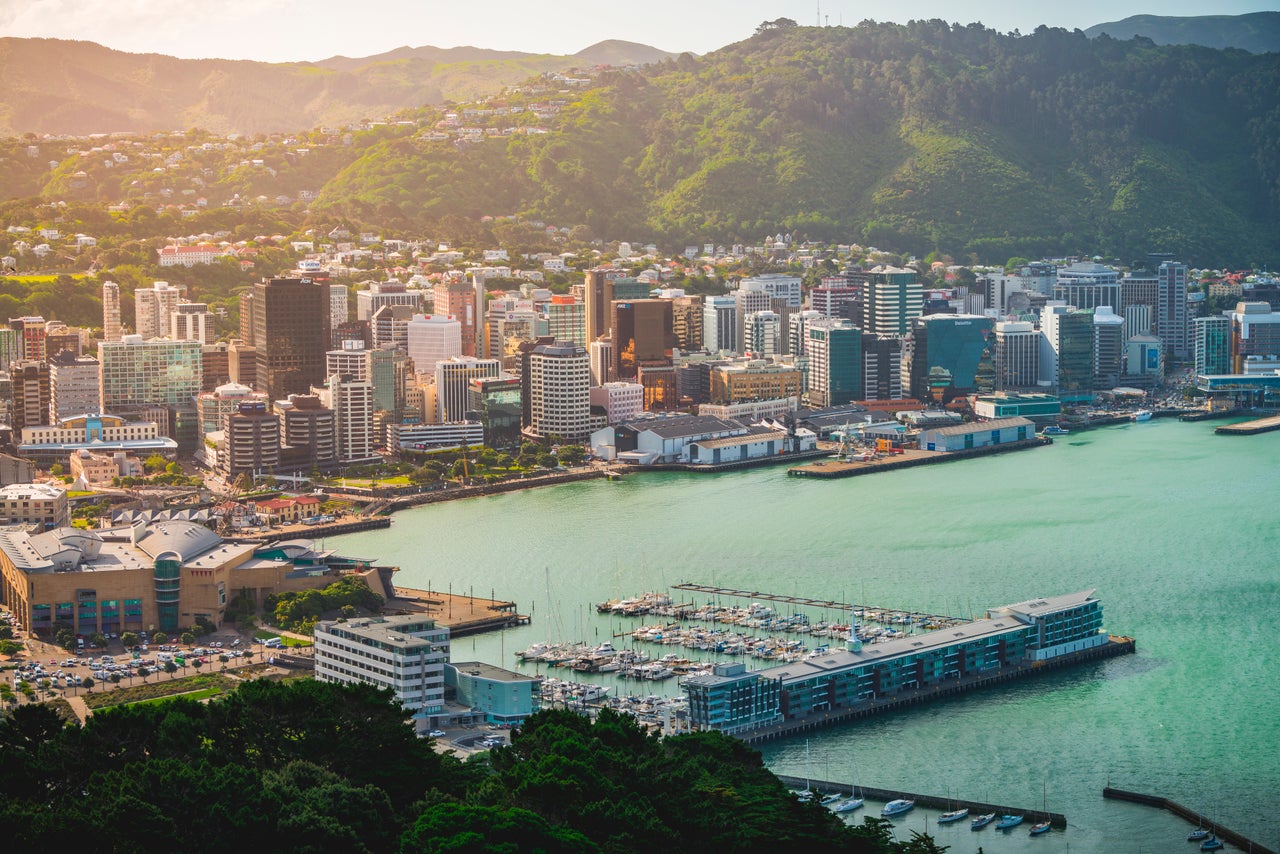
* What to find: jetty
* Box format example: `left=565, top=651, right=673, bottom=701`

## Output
left=670, top=582, right=967, bottom=629
left=777, top=774, right=1066, bottom=829
left=1214, top=413, right=1280, bottom=435
left=1103, top=787, right=1276, bottom=854
left=384, top=586, right=529, bottom=637
left=788, top=437, right=1049, bottom=479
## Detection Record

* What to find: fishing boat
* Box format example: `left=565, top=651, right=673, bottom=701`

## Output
left=938, top=808, right=970, bottom=824
left=881, top=799, right=915, bottom=817
left=995, top=814, right=1024, bottom=830
left=1132, top=409, right=1153, bottom=422
left=971, top=813, right=996, bottom=830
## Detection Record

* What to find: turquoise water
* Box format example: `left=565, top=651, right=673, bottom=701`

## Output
left=332, top=419, right=1280, bottom=852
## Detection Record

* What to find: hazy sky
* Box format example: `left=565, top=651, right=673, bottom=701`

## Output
left=2, top=0, right=1277, bottom=61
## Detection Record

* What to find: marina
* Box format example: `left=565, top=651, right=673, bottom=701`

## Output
left=329, top=418, right=1280, bottom=850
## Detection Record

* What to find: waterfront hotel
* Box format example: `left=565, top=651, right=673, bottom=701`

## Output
left=685, top=590, right=1108, bottom=734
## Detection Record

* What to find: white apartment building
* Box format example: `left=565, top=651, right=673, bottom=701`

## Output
left=320, top=375, right=377, bottom=464
left=49, top=352, right=101, bottom=421
left=435, top=356, right=500, bottom=423
left=330, top=283, right=349, bottom=331
left=134, top=281, right=183, bottom=340
left=744, top=310, right=781, bottom=358
left=171, top=303, right=215, bottom=344
left=314, top=616, right=450, bottom=715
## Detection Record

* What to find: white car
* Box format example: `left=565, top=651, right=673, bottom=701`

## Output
left=427, top=729, right=446, bottom=738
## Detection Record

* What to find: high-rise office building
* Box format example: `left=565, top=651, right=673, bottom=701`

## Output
left=468, top=374, right=522, bottom=448
left=171, top=303, right=214, bottom=344
left=733, top=281, right=774, bottom=356
left=102, top=281, right=122, bottom=343
left=98, top=336, right=202, bottom=417
left=806, top=319, right=863, bottom=406
left=588, top=339, right=614, bottom=387
left=738, top=274, right=803, bottom=308
left=1041, top=304, right=1094, bottom=401
left=197, top=382, right=268, bottom=438
left=406, top=315, right=462, bottom=377
left=1157, top=261, right=1190, bottom=361
left=861, top=334, right=905, bottom=401
left=433, top=280, right=478, bottom=357
left=251, top=277, right=330, bottom=400
left=1194, top=315, right=1231, bottom=376
left=9, top=316, right=46, bottom=362
left=744, top=310, right=782, bottom=358
left=545, top=296, right=586, bottom=347
left=277, top=394, right=338, bottom=471
left=522, top=340, right=590, bottom=442
left=1228, top=301, right=1280, bottom=373
left=864, top=266, right=922, bottom=336
left=134, top=281, right=183, bottom=340
left=668, top=295, right=704, bottom=351
left=330, top=284, right=349, bottom=332
left=356, top=280, right=422, bottom=321
left=371, top=304, right=415, bottom=353
left=1092, top=307, right=1126, bottom=389
left=1055, top=262, right=1120, bottom=311
left=228, top=339, right=257, bottom=390
left=993, top=321, right=1040, bottom=390
left=49, top=351, right=100, bottom=421
left=322, top=375, right=377, bottom=464
left=612, top=300, right=675, bottom=379
left=702, top=296, right=737, bottom=353
left=583, top=268, right=616, bottom=344
left=202, top=342, right=231, bottom=391
left=435, top=356, right=500, bottom=423
left=907, top=314, right=995, bottom=403
left=10, top=361, right=50, bottom=433
left=221, top=401, right=280, bottom=477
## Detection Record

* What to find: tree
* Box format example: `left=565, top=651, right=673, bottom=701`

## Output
left=109, top=673, right=122, bottom=686
left=143, top=454, right=168, bottom=474
left=557, top=444, right=586, bottom=466
left=50, top=463, right=64, bottom=476
left=152, top=632, right=169, bottom=645
left=81, top=677, right=94, bottom=691
left=120, top=631, right=139, bottom=649
left=90, top=632, right=106, bottom=649
left=164, top=661, right=178, bottom=676
left=181, top=632, right=195, bottom=646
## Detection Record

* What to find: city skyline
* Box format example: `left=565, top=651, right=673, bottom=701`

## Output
left=2, top=0, right=1275, bottom=63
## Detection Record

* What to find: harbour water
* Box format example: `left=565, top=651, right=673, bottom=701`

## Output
left=332, top=418, right=1280, bottom=852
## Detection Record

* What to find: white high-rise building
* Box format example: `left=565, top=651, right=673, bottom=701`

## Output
left=326, top=343, right=371, bottom=381
left=406, top=314, right=462, bottom=377
left=171, top=303, right=214, bottom=344
left=589, top=382, right=644, bottom=425
left=588, top=339, right=614, bottom=386
left=320, top=374, right=377, bottom=464
left=744, top=310, right=781, bottom=358
left=733, top=282, right=774, bottom=355
left=1093, top=306, right=1126, bottom=389
left=435, top=356, right=500, bottom=423
left=1055, top=262, right=1120, bottom=311
left=992, top=321, right=1040, bottom=390
left=788, top=310, right=824, bottom=358
left=525, top=342, right=590, bottom=442
left=738, top=273, right=803, bottom=308
left=329, top=284, right=349, bottom=331
left=98, top=335, right=202, bottom=416
left=102, top=281, right=121, bottom=343
left=49, top=352, right=101, bottom=421
left=702, top=296, right=737, bottom=353
left=134, top=281, right=182, bottom=339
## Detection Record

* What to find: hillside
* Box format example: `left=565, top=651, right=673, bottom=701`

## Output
left=1085, top=12, right=1280, bottom=53
left=0, top=37, right=673, bottom=136
left=312, top=21, right=1280, bottom=266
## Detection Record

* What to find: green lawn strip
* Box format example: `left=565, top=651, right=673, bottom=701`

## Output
left=124, top=687, right=222, bottom=707
left=82, top=673, right=237, bottom=710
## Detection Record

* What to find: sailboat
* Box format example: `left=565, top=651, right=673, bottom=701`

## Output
left=1029, top=780, right=1052, bottom=835
left=792, top=740, right=816, bottom=802
left=829, top=757, right=864, bottom=814
left=938, top=789, right=969, bottom=824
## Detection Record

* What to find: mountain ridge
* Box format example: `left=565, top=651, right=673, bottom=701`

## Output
left=1084, top=11, right=1280, bottom=53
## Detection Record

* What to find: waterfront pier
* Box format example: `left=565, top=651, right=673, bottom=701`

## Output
left=670, top=581, right=967, bottom=628
left=788, top=437, right=1049, bottom=479
left=1215, top=413, right=1280, bottom=435
left=1103, top=787, right=1276, bottom=854
left=776, top=774, right=1067, bottom=828
left=385, top=586, right=529, bottom=637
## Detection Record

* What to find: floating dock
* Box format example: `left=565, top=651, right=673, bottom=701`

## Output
left=777, top=774, right=1066, bottom=829
left=1215, top=414, right=1280, bottom=435
left=670, top=582, right=967, bottom=629
left=1103, top=787, right=1276, bottom=854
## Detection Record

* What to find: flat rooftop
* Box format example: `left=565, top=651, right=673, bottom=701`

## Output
left=448, top=661, right=540, bottom=684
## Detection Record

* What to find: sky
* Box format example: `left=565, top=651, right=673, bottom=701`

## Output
left=2, top=0, right=1277, bottom=62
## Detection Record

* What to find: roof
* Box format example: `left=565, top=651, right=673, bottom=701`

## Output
left=448, top=661, right=540, bottom=684
left=922, top=417, right=1034, bottom=437
left=635, top=415, right=744, bottom=439
left=692, top=429, right=786, bottom=450
left=0, top=483, right=64, bottom=501
left=134, top=521, right=223, bottom=563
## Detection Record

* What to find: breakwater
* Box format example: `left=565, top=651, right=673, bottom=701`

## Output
left=1103, top=787, right=1276, bottom=854
left=738, top=636, right=1136, bottom=744
left=776, top=774, right=1066, bottom=828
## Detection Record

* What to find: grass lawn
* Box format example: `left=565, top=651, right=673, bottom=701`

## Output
left=126, top=687, right=222, bottom=707
left=82, top=673, right=238, bottom=710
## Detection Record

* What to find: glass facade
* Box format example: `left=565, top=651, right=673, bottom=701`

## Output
left=909, top=316, right=995, bottom=403
left=154, top=558, right=181, bottom=632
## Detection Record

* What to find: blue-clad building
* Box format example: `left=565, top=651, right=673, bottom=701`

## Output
left=445, top=661, right=541, bottom=724
left=685, top=590, right=1109, bottom=733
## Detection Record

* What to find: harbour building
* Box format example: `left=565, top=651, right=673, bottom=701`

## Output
left=445, top=661, right=541, bottom=725
left=685, top=590, right=1110, bottom=735
left=314, top=615, right=450, bottom=716
left=906, top=314, right=995, bottom=403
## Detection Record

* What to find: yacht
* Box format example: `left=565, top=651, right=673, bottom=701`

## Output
left=1132, top=409, right=1153, bottom=422
left=995, top=815, right=1024, bottom=830
left=971, top=813, right=996, bottom=830
left=881, top=799, right=915, bottom=817
left=938, top=808, right=970, bottom=824
left=1042, top=425, right=1069, bottom=436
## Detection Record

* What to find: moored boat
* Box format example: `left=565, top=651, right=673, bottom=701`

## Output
left=881, top=799, right=915, bottom=817
left=1200, top=836, right=1224, bottom=851
left=971, top=813, right=996, bottom=830
left=938, top=808, right=970, bottom=824
left=1029, top=820, right=1051, bottom=835
left=1042, top=425, right=1069, bottom=435
left=995, top=814, right=1024, bottom=830
left=1187, top=828, right=1212, bottom=842
left=1132, top=409, right=1153, bottom=422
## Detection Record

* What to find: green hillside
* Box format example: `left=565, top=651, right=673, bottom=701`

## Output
left=313, top=21, right=1280, bottom=266
left=1084, top=12, right=1280, bottom=54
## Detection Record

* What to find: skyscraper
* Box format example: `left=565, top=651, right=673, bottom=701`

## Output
left=702, top=296, right=737, bottom=353
left=993, top=321, right=1040, bottom=390
left=433, top=280, right=478, bottom=357
left=907, top=315, right=995, bottom=403
left=10, top=361, right=50, bottom=433
left=1194, top=315, right=1231, bottom=376
left=864, top=266, right=922, bottom=336
left=330, top=284, right=349, bottom=332
left=49, top=351, right=101, bottom=421
left=435, top=356, right=500, bottom=423
left=102, top=281, right=121, bottom=343
left=806, top=319, right=863, bottom=406
left=134, top=281, right=183, bottom=340
left=251, top=277, right=330, bottom=400
left=522, top=340, right=590, bottom=442
left=1157, top=261, right=1190, bottom=361
left=406, top=315, right=462, bottom=377
left=98, top=336, right=202, bottom=417
left=744, top=310, right=782, bottom=358
left=612, top=300, right=675, bottom=379
left=733, top=281, right=774, bottom=356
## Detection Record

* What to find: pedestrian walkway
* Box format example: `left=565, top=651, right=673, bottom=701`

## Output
left=64, top=694, right=92, bottom=723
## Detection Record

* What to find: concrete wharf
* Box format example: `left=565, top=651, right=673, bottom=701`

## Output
left=383, top=586, right=529, bottom=637
left=1215, top=414, right=1280, bottom=435
left=788, top=437, right=1049, bottom=479
left=670, top=582, right=967, bottom=628
left=775, top=773, right=1066, bottom=829
left=1103, top=787, right=1276, bottom=854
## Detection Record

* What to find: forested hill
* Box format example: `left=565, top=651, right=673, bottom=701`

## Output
left=0, top=38, right=675, bottom=136
left=313, top=21, right=1280, bottom=266
left=1085, top=12, right=1280, bottom=54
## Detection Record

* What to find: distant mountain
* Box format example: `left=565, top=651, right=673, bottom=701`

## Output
left=1085, top=12, right=1280, bottom=53
left=573, top=40, right=682, bottom=66
left=0, top=37, right=676, bottom=136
